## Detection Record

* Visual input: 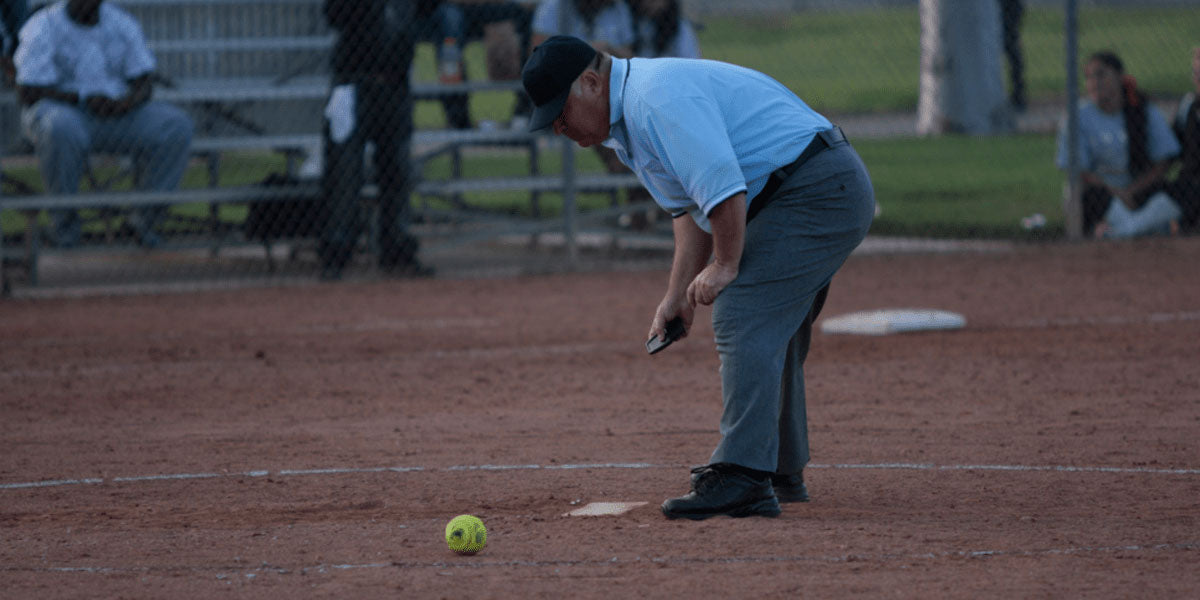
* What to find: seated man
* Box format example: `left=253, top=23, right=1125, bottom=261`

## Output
left=14, top=0, right=193, bottom=248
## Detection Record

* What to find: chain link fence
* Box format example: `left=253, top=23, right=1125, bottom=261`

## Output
left=1, top=0, right=1197, bottom=293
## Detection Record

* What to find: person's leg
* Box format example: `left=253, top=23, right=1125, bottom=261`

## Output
left=319, top=87, right=368, bottom=278
left=1081, top=185, right=1110, bottom=237
left=93, top=100, right=194, bottom=246
left=434, top=3, right=471, bottom=128
left=460, top=2, right=536, bottom=123
left=466, top=2, right=535, bottom=124
left=1104, top=191, right=1183, bottom=238
left=1166, top=177, right=1200, bottom=232
left=21, top=99, right=92, bottom=247
left=1000, top=0, right=1026, bottom=110
left=370, top=80, right=425, bottom=273
left=709, top=143, right=875, bottom=474
left=776, top=283, right=830, bottom=476
left=768, top=282, right=829, bottom=503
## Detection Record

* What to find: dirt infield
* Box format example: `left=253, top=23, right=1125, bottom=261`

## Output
left=2, top=236, right=1199, bottom=598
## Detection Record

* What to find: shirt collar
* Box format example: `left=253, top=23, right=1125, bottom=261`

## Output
left=609, top=58, right=629, bottom=127
left=604, top=58, right=631, bottom=150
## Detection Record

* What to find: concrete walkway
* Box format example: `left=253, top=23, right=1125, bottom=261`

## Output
left=834, top=102, right=1062, bottom=139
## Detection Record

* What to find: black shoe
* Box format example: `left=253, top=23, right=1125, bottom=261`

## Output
left=771, top=471, right=810, bottom=503
left=662, top=465, right=781, bottom=520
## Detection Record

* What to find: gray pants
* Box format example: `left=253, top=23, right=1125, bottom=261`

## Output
left=22, top=99, right=194, bottom=247
left=709, top=141, right=875, bottom=474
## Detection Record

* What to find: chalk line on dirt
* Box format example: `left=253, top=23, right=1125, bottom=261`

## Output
left=3, top=461, right=1199, bottom=491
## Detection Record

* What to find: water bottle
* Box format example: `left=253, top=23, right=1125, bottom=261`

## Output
left=438, top=37, right=462, bottom=84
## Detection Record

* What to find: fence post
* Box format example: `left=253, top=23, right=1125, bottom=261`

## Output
left=557, top=8, right=579, bottom=266
left=1064, top=0, right=1083, bottom=240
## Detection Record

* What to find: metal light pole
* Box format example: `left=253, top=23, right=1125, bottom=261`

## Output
left=1064, top=0, right=1083, bottom=240
left=558, top=8, right=579, bottom=265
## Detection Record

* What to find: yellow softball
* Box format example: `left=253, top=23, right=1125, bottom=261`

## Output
left=444, top=514, right=487, bottom=555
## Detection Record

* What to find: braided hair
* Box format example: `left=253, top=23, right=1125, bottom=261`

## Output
left=573, top=0, right=610, bottom=30
left=632, top=0, right=682, bottom=57
left=1090, top=51, right=1152, bottom=178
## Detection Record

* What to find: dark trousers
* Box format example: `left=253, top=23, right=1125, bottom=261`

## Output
left=320, top=78, right=417, bottom=271
left=1000, top=0, right=1026, bottom=109
left=1166, top=176, right=1200, bottom=232
left=709, top=143, right=875, bottom=473
left=1081, top=184, right=1109, bottom=238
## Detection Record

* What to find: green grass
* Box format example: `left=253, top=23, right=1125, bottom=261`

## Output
left=412, top=6, right=1200, bottom=123
left=0, top=130, right=1098, bottom=242
left=857, top=133, right=1063, bottom=238
left=418, top=134, right=1067, bottom=238
left=679, top=6, right=1199, bottom=113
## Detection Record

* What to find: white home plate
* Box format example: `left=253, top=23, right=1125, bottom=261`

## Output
left=820, top=309, right=966, bottom=336
left=563, top=502, right=648, bottom=517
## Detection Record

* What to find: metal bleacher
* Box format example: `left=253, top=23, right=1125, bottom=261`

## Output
left=0, top=0, right=647, bottom=293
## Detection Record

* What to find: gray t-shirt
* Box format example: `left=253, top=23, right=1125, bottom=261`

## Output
left=1056, top=99, right=1180, bottom=189
left=15, top=1, right=155, bottom=99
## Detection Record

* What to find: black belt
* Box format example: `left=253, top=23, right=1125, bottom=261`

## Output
left=746, top=126, right=847, bottom=223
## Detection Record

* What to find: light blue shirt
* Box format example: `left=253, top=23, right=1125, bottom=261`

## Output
left=603, top=57, right=832, bottom=232
left=1055, top=99, right=1180, bottom=189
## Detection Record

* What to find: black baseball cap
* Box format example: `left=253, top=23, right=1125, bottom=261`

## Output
left=522, top=36, right=598, bottom=132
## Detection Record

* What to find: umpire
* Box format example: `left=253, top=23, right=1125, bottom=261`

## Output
left=522, top=36, right=875, bottom=520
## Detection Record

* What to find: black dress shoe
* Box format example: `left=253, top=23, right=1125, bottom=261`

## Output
left=771, top=471, right=810, bottom=503
left=662, top=465, right=781, bottom=520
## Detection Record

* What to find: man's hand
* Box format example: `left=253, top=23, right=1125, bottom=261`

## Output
left=1113, top=186, right=1138, bottom=210
left=687, top=192, right=746, bottom=306
left=648, top=295, right=694, bottom=343
left=85, top=95, right=129, bottom=117
left=85, top=76, right=153, bottom=117
left=686, top=261, right=738, bottom=306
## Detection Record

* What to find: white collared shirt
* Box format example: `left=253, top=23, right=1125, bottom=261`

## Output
left=15, top=1, right=155, bottom=99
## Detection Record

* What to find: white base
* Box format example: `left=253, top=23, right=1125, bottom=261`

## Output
left=563, top=501, right=649, bottom=517
left=820, top=309, right=966, bottom=336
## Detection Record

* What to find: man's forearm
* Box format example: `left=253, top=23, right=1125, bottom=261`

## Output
left=707, top=193, right=746, bottom=271
left=680, top=193, right=747, bottom=307
left=668, top=215, right=712, bottom=298
left=1128, top=162, right=1171, bottom=197
left=17, top=85, right=78, bottom=107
